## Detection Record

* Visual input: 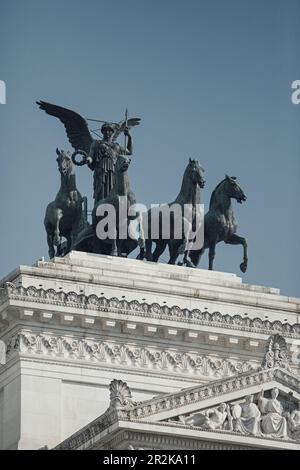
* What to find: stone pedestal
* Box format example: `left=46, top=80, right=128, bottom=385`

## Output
left=0, top=252, right=299, bottom=449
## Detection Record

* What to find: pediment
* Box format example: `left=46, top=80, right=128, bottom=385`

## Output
left=128, top=368, right=300, bottom=422
left=124, top=368, right=300, bottom=445
left=55, top=369, right=300, bottom=450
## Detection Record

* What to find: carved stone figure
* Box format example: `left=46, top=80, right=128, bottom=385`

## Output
left=184, top=403, right=232, bottom=431
left=288, top=402, right=300, bottom=441
left=231, top=395, right=261, bottom=436
left=262, top=335, right=290, bottom=370
left=44, top=149, right=84, bottom=258
left=37, top=101, right=140, bottom=206
left=258, top=388, right=288, bottom=438
left=186, top=175, right=248, bottom=272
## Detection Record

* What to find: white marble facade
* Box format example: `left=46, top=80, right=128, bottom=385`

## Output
left=0, top=251, right=299, bottom=449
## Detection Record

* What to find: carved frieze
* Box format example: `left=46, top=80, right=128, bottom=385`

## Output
left=169, top=388, right=300, bottom=443
left=1, top=282, right=300, bottom=337
left=4, top=331, right=257, bottom=378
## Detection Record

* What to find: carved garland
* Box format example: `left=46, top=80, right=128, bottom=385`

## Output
left=4, top=332, right=257, bottom=378
left=1, top=283, right=300, bottom=337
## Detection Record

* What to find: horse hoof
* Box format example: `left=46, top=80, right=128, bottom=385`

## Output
left=111, top=250, right=118, bottom=257
left=240, top=262, right=247, bottom=273
left=177, top=244, right=186, bottom=255
left=185, top=260, right=196, bottom=268
left=177, top=261, right=183, bottom=266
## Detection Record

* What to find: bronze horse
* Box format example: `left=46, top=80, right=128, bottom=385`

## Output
left=92, top=154, right=144, bottom=257
left=187, top=175, right=248, bottom=272
left=139, top=159, right=205, bottom=264
left=44, top=149, right=83, bottom=258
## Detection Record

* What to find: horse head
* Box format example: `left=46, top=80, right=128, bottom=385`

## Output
left=224, top=175, right=247, bottom=203
left=115, top=154, right=131, bottom=173
left=187, top=158, right=206, bottom=189
left=56, top=148, right=73, bottom=177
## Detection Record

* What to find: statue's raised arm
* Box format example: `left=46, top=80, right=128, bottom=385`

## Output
left=113, top=116, right=141, bottom=155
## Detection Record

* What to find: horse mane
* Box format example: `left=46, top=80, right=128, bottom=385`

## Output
left=209, top=178, right=226, bottom=209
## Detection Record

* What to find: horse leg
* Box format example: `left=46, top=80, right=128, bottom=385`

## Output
left=168, top=240, right=180, bottom=265
left=144, top=239, right=153, bottom=261
left=118, top=239, right=128, bottom=257
left=54, top=209, right=63, bottom=246
left=110, top=227, right=118, bottom=256
left=47, top=230, right=55, bottom=259
left=187, top=246, right=205, bottom=268
left=225, top=234, right=248, bottom=273
left=136, top=212, right=145, bottom=252
left=136, top=247, right=145, bottom=260
left=111, top=239, right=118, bottom=256
left=183, top=247, right=199, bottom=268
left=152, top=240, right=167, bottom=262
left=179, top=220, right=194, bottom=267
left=65, top=233, right=72, bottom=255
left=208, top=242, right=216, bottom=270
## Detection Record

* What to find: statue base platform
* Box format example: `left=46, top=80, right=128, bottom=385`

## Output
left=0, top=252, right=299, bottom=449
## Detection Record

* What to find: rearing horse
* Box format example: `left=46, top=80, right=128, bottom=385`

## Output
left=44, top=149, right=83, bottom=258
left=188, top=175, right=248, bottom=272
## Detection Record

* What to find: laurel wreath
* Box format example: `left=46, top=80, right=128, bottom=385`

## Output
left=71, top=150, right=89, bottom=166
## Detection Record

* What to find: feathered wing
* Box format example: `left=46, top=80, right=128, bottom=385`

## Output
left=36, top=100, right=93, bottom=153
left=112, top=117, right=141, bottom=142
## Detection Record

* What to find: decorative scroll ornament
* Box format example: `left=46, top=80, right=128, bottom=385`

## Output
left=261, top=335, right=290, bottom=370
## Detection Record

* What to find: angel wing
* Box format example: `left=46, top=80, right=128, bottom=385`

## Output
left=36, top=100, right=93, bottom=153
left=112, top=117, right=141, bottom=142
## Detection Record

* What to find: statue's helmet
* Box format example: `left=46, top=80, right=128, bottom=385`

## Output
left=101, top=122, right=115, bottom=134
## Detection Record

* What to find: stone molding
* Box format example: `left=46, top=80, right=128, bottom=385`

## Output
left=4, top=331, right=257, bottom=378
left=54, top=407, right=119, bottom=450
left=126, top=368, right=300, bottom=420
left=102, top=430, right=250, bottom=450
left=1, top=283, right=300, bottom=338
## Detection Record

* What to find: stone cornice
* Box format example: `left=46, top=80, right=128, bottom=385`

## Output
left=54, top=407, right=120, bottom=450
left=1, top=283, right=300, bottom=338
left=127, top=368, right=300, bottom=420
left=102, top=429, right=251, bottom=450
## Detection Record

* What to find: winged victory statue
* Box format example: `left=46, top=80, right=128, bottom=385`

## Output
left=36, top=101, right=141, bottom=205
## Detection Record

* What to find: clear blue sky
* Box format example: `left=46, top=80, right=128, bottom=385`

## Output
left=1, top=0, right=300, bottom=296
